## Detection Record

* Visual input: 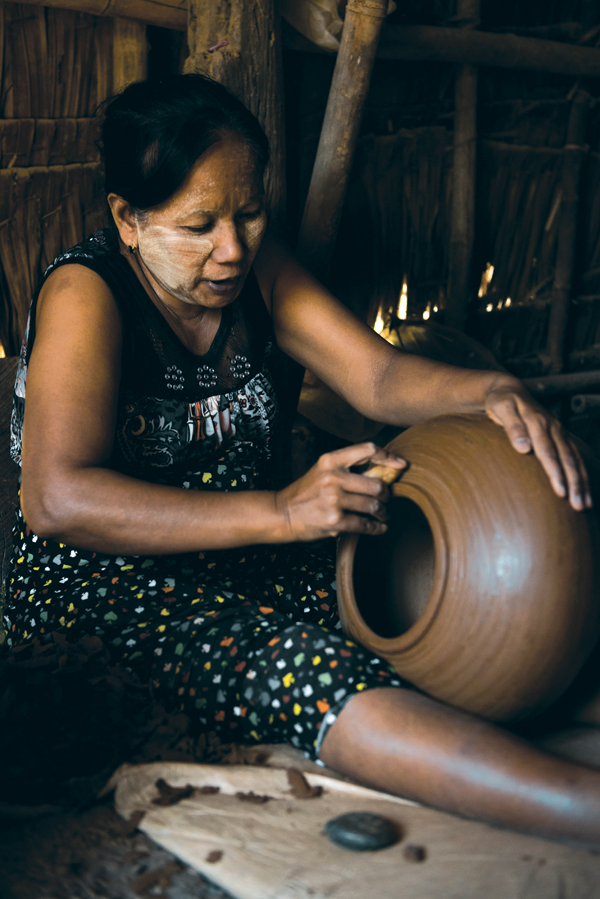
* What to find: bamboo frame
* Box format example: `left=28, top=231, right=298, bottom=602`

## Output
left=546, top=90, right=591, bottom=373
left=446, top=0, right=479, bottom=331
left=296, top=0, right=388, bottom=280
left=524, top=369, right=600, bottom=398
left=6, top=1, right=600, bottom=77
left=0, top=0, right=186, bottom=31
left=285, top=23, right=600, bottom=78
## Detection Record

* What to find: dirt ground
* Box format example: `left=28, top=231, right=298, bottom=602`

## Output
left=0, top=636, right=274, bottom=899
left=0, top=801, right=232, bottom=899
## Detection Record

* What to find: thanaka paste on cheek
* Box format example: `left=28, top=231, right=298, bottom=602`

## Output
left=128, top=136, right=268, bottom=309
left=135, top=210, right=267, bottom=308
left=135, top=223, right=214, bottom=304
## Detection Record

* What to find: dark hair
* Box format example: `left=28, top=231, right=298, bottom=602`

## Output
left=100, top=73, right=269, bottom=212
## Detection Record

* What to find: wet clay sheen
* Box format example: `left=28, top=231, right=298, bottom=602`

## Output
left=337, top=413, right=600, bottom=721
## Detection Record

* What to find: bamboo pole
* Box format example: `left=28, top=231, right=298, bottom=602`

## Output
left=0, top=0, right=187, bottom=31
left=296, top=0, right=388, bottom=281
left=7, top=1, right=600, bottom=75
left=284, top=23, right=600, bottom=78
left=112, top=18, right=148, bottom=95
left=571, top=394, right=600, bottom=413
left=446, top=0, right=479, bottom=332
left=546, top=90, right=591, bottom=373
left=524, top=369, right=600, bottom=398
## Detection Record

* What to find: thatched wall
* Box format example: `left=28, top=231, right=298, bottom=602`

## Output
left=0, top=2, right=117, bottom=356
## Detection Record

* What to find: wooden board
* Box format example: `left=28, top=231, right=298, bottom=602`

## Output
left=110, top=760, right=600, bottom=899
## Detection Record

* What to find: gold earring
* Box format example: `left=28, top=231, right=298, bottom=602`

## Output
left=128, top=245, right=137, bottom=255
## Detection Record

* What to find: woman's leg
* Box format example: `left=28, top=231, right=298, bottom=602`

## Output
left=319, top=686, right=600, bottom=847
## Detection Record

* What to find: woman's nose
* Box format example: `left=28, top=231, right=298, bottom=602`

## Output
left=211, top=221, right=245, bottom=265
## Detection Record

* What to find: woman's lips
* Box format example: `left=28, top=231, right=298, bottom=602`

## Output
left=205, top=277, right=239, bottom=295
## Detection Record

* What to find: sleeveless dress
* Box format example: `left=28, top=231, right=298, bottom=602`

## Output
left=3, top=228, right=404, bottom=760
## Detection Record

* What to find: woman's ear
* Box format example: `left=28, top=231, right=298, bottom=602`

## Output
left=107, top=193, right=139, bottom=249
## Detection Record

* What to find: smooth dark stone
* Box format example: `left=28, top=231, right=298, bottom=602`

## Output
left=324, top=811, right=400, bottom=851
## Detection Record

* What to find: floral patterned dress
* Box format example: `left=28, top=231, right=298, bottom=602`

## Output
left=3, top=228, right=404, bottom=759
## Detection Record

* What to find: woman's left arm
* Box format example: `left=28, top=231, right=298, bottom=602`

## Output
left=254, top=234, right=590, bottom=511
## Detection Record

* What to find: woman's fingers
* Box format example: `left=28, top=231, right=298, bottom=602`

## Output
left=320, top=441, right=407, bottom=474
left=486, top=390, right=592, bottom=511
left=485, top=393, right=533, bottom=454
left=516, top=401, right=590, bottom=511
left=333, top=514, right=388, bottom=536
left=340, top=489, right=390, bottom=522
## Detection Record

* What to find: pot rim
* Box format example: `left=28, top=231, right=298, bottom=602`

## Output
left=337, top=480, right=449, bottom=654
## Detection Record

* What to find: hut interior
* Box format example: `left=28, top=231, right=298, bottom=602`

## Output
left=3, top=1, right=600, bottom=897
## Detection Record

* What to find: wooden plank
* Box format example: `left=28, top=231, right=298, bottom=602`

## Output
left=0, top=0, right=186, bottom=31
left=186, top=0, right=286, bottom=231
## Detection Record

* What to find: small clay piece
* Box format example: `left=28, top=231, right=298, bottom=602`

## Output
left=218, top=744, right=272, bottom=765
left=325, top=811, right=400, bottom=851
left=235, top=790, right=271, bottom=803
left=124, top=809, right=145, bottom=836
left=206, top=850, right=223, bottom=864
left=287, top=767, right=323, bottom=799
left=152, top=778, right=194, bottom=806
left=337, top=413, right=600, bottom=720
left=197, top=785, right=220, bottom=795
left=403, top=844, right=427, bottom=862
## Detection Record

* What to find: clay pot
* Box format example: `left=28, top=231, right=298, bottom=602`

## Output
left=336, top=413, right=600, bottom=721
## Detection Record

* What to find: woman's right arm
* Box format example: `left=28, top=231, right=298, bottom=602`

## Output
left=20, top=266, right=401, bottom=555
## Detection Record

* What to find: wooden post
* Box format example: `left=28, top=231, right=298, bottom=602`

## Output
left=445, top=0, right=479, bottom=332
left=184, top=0, right=286, bottom=231
left=295, top=0, right=388, bottom=281
left=546, top=90, right=590, bottom=374
left=112, top=18, right=148, bottom=94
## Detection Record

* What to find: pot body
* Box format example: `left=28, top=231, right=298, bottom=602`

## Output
left=337, top=413, right=600, bottom=720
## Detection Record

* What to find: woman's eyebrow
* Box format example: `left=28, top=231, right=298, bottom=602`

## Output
left=179, top=196, right=264, bottom=220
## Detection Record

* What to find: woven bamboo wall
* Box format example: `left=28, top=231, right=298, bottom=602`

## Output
left=0, top=2, right=113, bottom=356
left=285, top=2, right=600, bottom=376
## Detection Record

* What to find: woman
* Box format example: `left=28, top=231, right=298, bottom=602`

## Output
left=4, top=74, right=600, bottom=846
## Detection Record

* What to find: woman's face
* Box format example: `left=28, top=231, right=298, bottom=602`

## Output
left=131, top=135, right=267, bottom=310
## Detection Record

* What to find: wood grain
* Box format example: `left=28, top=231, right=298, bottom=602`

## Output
left=185, top=0, right=286, bottom=232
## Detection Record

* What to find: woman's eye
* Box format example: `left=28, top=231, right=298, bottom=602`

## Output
left=239, top=207, right=263, bottom=221
left=185, top=224, right=212, bottom=234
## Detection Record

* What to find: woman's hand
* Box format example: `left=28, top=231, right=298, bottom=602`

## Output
left=484, top=379, right=592, bottom=512
left=275, top=443, right=407, bottom=542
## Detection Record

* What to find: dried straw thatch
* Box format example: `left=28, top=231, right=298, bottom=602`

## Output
left=0, top=2, right=115, bottom=355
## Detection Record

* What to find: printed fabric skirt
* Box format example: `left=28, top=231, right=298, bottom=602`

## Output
left=3, top=506, right=406, bottom=759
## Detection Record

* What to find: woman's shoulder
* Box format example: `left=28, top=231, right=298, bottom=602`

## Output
left=42, top=228, right=122, bottom=281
